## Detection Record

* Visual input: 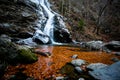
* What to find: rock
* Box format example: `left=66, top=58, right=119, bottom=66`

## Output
left=89, top=61, right=120, bottom=80
left=87, top=63, right=108, bottom=70
left=17, top=47, right=38, bottom=63
left=111, top=57, right=120, bottom=62
left=0, top=63, right=7, bottom=78
left=54, top=15, right=72, bottom=43
left=71, top=54, right=78, bottom=59
left=34, top=51, right=51, bottom=57
left=104, top=41, right=120, bottom=51
left=17, top=38, right=37, bottom=46
left=0, top=38, right=18, bottom=64
left=78, top=78, right=85, bottom=80
left=16, top=31, right=33, bottom=39
left=114, top=52, right=120, bottom=56
left=54, top=28, right=72, bottom=43
left=75, top=67, right=83, bottom=73
left=0, top=34, right=11, bottom=42
left=9, top=71, right=35, bottom=80
left=0, top=37, right=38, bottom=64
left=56, top=76, right=64, bottom=80
left=71, top=59, right=86, bottom=67
left=84, top=41, right=103, bottom=50
left=33, top=30, right=50, bottom=44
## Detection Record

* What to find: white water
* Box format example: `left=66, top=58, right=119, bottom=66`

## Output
left=18, top=0, right=70, bottom=45
left=40, top=0, right=55, bottom=43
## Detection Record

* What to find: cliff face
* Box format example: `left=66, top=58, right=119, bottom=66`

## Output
left=0, top=0, right=72, bottom=44
left=0, top=0, right=38, bottom=39
left=49, top=0, right=120, bottom=41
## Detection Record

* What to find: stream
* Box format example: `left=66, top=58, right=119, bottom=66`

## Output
left=3, top=45, right=120, bottom=80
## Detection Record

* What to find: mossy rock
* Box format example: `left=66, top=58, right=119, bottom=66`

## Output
left=17, top=48, right=38, bottom=63
left=60, top=63, right=96, bottom=80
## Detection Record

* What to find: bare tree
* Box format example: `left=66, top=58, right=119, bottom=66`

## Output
left=93, top=0, right=113, bottom=34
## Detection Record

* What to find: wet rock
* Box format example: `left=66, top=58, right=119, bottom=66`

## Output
left=60, top=63, right=95, bottom=80
left=56, top=76, right=65, bottom=80
left=87, top=63, right=108, bottom=70
left=17, top=46, right=38, bottom=63
left=34, top=50, right=51, bottom=57
left=78, top=78, right=85, bottom=80
left=111, top=57, right=120, bottom=62
left=71, top=59, right=86, bottom=67
left=0, top=37, right=37, bottom=64
left=71, top=54, right=78, bottom=59
left=33, top=30, right=50, bottom=44
left=104, top=41, right=120, bottom=51
left=17, top=38, right=37, bottom=46
left=83, top=41, right=103, bottom=50
left=54, top=15, right=72, bottom=43
left=89, top=61, right=120, bottom=80
left=75, top=67, right=83, bottom=73
left=54, top=28, right=72, bottom=43
left=114, top=52, right=120, bottom=56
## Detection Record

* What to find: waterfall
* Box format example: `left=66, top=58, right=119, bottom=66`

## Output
left=40, top=0, right=55, bottom=43
left=17, top=0, right=72, bottom=45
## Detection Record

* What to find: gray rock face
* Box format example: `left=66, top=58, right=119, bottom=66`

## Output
left=54, top=27, right=72, bottom=43
left=71, top=59, right=86, bottom=67
left=89, top=61, right=120, bottom=80
left=81, top=41, right=103, bottom=50
left=17, top=38, right=37, bottom=46
left=104, top=41, right=120, bottom=51
left=87, top=63, right=108, bottom=70
left=33, top=30, right=50, bottom=44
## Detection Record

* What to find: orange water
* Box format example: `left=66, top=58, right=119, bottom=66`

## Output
left=4, top=45, right=120, bottom=80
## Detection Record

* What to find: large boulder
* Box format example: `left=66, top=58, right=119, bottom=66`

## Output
left=80, top=41, right=103, bottom=50
left=17, top=38, right=37, bottom=46
left=17, top=46, right=38, bottom=63
left=0, top=38, right=18, bottom=64
left=33, top=30, right=51, bottom=44
left=54, top=28, right=72, bottom=43
left=53, top=15, right=72, bottom=43
left=103, top=41, right=120, bottom=51
left=87, top=63, right=108, bottom=70
left=89, top=61, right=120, bottom=80
left=0, top=37, right=38, bottom=64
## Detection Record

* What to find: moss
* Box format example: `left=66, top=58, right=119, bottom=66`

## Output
left=17, top=49, right=38, bottom=63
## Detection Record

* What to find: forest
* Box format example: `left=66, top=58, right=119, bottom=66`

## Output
left=0, top=0, right=120, bottom=80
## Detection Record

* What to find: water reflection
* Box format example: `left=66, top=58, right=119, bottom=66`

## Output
left=38, top=45, right=53, bottom=53
left=37, top=45, right=53, bottom=77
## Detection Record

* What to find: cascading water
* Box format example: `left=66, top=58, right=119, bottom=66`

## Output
left=40, top=0, right=55, bottom=43
left=17, top=0, right=72, bottom=45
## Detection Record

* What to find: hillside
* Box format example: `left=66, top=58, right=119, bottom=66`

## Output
left=49, top=0, right=120, bottom=41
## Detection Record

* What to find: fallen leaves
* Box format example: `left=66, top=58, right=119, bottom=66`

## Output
left=3, top=46, right=120, bottom=80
